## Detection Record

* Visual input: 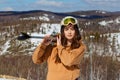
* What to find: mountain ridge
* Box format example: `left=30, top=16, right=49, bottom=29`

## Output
left=0, top=10, right=114, bottom=24
left=0, top=10, right=119, bottom=16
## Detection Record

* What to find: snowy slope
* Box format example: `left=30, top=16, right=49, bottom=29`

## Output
left=99, top=17, right=120, bottom=26
left=0, top=78, right=14, bottom=80
left=0, top=14, right=120, bottom=59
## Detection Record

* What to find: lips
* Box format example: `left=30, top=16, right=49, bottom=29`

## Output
left=67, top=35, right=72, bottom=37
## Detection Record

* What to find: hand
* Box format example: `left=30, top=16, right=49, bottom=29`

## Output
left=41, top=35, right=52, bottom=46
left=57, top=35, right=61, bottom=46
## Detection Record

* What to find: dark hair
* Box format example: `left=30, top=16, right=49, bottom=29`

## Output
left=61, top=24, right=81, bottom=49
left=55, top=24, right=81, bottom=63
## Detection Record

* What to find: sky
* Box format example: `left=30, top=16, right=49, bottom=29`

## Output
left=0, top=0, right=120, bottom=12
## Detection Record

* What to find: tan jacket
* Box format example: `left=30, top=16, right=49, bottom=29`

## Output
left=32, top=41, right=86, bottom=80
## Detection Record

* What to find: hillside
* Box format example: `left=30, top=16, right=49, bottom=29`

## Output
left=1, top=10, right=120, bottom=54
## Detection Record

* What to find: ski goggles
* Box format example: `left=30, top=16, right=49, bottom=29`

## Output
left=61, top=16, right=78, bottom=26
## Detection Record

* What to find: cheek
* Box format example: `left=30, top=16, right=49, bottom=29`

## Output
left=64, top=31, right=68, bottom=37
left=72, top=31, right=75, bottom=36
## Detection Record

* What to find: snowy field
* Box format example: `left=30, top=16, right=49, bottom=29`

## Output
left=0, top=78, right=15, bottom=80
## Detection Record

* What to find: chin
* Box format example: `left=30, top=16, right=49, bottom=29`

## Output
left=66, top=37, right=73, bottom=40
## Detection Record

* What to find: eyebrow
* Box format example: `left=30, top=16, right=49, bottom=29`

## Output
left=65, top=25, right=74, bottom=28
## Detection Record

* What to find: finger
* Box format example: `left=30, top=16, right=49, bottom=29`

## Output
left=57, top=36, right=59, bottom=42
left=59, top=35, right=61, bottom=41
left=42, top=35, right=50, bottom=43
left=57, top=35, right=61, bottom=46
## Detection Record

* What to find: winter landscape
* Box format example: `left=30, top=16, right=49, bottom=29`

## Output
left=0, top=10, right=120, bottom=80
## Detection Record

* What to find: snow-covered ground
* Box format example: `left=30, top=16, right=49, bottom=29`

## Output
left=99, top=17, right=120, bottom=26
left=0, top=78, right=26, bottom=80
left=20, top=14, right=50, bottom=21
left=0, top=17, right=120, bottom=57
left=0, top=78, right=15, bottom=80
left=0, top=40, right=10, bottom=55
left=0, top=22, right=120, bottom=57
left=0, top=75, right=26, bottom=80
left=89, top=33, right=120, bottom=55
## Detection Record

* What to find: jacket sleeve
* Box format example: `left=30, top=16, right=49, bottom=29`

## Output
left=32, top=43, right=51, bottom=64
left=57, top=42, right=86, bottom=67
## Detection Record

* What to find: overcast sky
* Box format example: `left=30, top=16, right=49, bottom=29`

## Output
left=0, top=0, right=120, bottom=12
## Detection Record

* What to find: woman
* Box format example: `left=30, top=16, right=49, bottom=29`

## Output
left=32, top=16, right=86, bottom=80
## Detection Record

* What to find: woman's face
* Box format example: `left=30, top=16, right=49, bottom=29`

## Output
left=64, top=24, right=75, bottom=41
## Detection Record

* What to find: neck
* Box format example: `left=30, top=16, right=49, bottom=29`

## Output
left=67, top=40, right=72, bottom=46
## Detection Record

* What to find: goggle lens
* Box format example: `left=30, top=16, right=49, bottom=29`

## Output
left=63, top=18, right=76, bottom=25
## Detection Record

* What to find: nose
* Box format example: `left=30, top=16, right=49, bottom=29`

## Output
left=68, top=29, right=72, bottom=34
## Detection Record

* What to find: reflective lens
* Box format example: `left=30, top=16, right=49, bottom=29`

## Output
left=63, top=18, right=76, bottom=25
left=61, top=16, right=78, bottom=26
